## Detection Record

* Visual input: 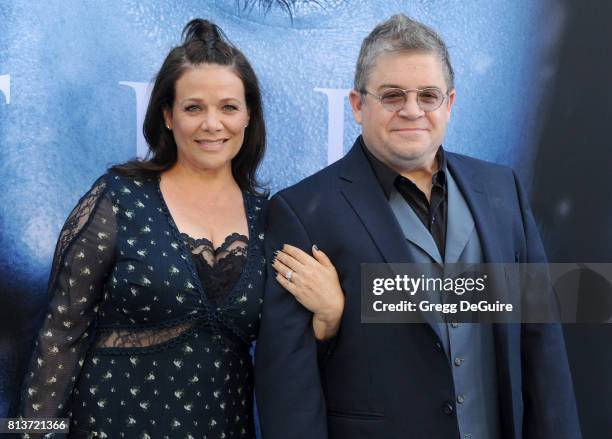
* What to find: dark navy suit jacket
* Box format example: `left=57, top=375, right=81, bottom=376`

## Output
left=255, top=138, right=581, bottom=439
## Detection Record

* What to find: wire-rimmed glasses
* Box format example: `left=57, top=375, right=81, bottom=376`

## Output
left=363, top=87, right=448, bottom=112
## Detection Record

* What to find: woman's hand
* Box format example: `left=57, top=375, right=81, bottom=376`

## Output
left=273, top=244, right=344, bottom=340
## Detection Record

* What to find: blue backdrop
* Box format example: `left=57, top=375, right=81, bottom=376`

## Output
left=5, top=0, right=608, bottom=434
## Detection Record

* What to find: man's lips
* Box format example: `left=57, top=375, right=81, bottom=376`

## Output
left=391, top=128, right=428, bottom=132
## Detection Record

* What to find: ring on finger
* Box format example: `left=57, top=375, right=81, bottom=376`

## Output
left=284, top=270, right=293, bottom=281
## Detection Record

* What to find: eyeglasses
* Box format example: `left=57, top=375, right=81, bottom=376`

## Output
left=362, top=87, right=448, bottom=112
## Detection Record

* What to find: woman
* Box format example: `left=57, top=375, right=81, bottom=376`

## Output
left=19, top=19, right=343, bottom=438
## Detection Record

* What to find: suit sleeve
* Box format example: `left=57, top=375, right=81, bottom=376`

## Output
left=513, top=171, right=582, bottom=439
left=255, top=193, right=328, bottom=439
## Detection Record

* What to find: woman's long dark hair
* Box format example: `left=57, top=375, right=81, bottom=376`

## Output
left=112, top=19, right=267, bottom=195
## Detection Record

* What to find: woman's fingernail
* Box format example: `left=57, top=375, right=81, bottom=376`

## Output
left=313, top=244, right=319, bottom=251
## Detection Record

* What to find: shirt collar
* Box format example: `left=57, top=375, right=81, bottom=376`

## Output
left=360, top=135, right=448, bottom=199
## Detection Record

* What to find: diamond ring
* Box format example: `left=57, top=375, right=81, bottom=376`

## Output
left=284, top=270, right=293, bottom=281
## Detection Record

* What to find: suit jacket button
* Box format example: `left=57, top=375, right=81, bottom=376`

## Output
left=435, top=341, right=443, bottom=351
left=443, top=401, right=455, bottom=415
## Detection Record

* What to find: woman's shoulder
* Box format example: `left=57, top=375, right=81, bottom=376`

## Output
left=72, top=172, right=113, bottom=202
left=106, top=167, right=157, bottom=184
left=250, top=190, right=269, bottom=203
left=91, top=170, right=161, bottom=216
left=246, top=190, right=269, bottom=212
left=244, top=191, right=268, bottom=234
left=103, top=168, right=160, bottom=193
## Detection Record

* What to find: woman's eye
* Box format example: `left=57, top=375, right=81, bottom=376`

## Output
left=185, top=105, right=200, bottom=112
left=222, top=104, right=239, bottom=112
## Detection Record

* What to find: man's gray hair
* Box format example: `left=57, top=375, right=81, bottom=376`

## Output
left=354, top=14, right=454, bottom=93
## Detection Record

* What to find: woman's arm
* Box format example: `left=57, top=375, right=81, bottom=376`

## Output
left=19, top=176, right=116, bottom=428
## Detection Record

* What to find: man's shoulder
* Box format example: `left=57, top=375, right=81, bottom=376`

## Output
left=446, top=150, right=515, bottom=181
left=447, top=150, right=512, bottom=172
left=273, top=159, right=343, bottom=203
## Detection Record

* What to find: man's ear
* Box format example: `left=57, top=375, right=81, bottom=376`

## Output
left=349, top=90, right=364, bottom=125
left=445, top=89, right=456, bottom=121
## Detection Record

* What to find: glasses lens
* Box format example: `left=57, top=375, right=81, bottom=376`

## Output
left=380, top=89, right=407, bottom=111
left=417, top=88, right=444, bottom=111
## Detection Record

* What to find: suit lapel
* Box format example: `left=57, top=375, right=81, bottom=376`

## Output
left=447, top=154, right=519, bottom=438
left=446, top=154, right=502, bottom=264
left=447, top=155, right=515, bottom=305
left=444, top=169, right=475, bottom=263
left=339, top=141, right=443, bottom=340
left=389, top=190, right=443, bottom=264
left=338, top=142, right=413, bottom=266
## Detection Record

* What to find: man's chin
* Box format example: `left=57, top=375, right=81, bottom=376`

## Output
left=387, top=142, right=433, bottom=161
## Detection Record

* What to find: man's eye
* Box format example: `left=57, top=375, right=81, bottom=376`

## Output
left=419, top=89, right=442, bottom=101
left=381, top=92, right=405, bottom=101
left=419, top=93, right=438, bottom=102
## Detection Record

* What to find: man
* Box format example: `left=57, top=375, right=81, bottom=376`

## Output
left=255, top=14, right=581, bottom=439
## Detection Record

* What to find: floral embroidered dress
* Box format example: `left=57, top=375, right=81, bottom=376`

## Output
left=19, top=171, right=266, bottom=439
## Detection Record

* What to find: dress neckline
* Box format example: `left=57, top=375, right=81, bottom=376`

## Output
left=179, top=231, right=249, bottom=254
left=157, top=174, right=250, bottom=244
left=154, top=175, right=256, bottom=311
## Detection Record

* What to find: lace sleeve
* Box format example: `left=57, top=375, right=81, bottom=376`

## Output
left=19, top=175, right=116, bottom=426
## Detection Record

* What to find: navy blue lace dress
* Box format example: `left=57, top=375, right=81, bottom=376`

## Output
left=19, top=171, right=266, bottom=439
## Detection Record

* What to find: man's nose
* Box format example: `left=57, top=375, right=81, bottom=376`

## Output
left=201, top=110, right=224, bottom=131
left=397, top=92, right=424, bottom=119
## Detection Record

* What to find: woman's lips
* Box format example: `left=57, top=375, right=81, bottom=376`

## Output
left=195, top=139, right=228, bottom=150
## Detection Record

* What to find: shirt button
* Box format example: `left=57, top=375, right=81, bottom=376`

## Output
left=457, top=395, right=465, bottom=404
left=454, top=357, right=463, bottom=366
left=443, top=401, right=455, bottom=415
left=450, top=322, right=459, bottom=328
